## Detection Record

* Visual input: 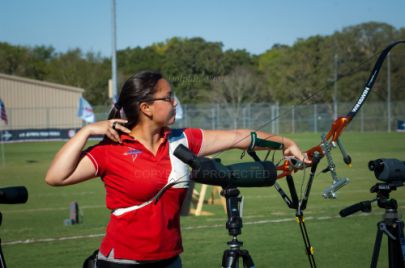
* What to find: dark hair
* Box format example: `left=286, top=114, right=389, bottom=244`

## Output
left=108, top=71, right=163, bottom=128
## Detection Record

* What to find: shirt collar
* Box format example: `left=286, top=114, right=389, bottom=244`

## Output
left=120, top=128, right=171, bottom=143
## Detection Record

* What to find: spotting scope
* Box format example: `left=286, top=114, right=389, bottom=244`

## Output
left=368, top=158, right=405, bottom=182
left=174, top=144, right=277, bottom=188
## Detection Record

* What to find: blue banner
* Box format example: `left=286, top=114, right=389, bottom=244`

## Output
left=0, top=128, right=103, bottom=142
left=397, top=120, right=405, bottom=132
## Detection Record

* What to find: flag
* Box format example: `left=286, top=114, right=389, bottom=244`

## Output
left=174, top=95, right=183, bottom=120
left=77, top=97, right=95, bottom=123
left=397, top=120, right=405, bottom=132
left=0, top=98, right=8, bottom=125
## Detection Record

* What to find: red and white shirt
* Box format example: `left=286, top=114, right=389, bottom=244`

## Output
left=85, top=128, right=203, bottom=261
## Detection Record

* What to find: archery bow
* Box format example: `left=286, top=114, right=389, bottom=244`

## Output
left=274, top=40, right=405, bottom=188
left=243, top=41, right=405, bottom=268
left=245, top=40, right=405, bottom=200
left=157, top=40, right=405, bottom=268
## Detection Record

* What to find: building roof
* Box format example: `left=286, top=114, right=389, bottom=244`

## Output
left=0, top=73, right=84, bottom=93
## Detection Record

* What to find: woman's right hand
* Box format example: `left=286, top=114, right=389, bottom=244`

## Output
left=45, top=119, right=130, bottom=186
left=84, top=119, right=131, bottom=143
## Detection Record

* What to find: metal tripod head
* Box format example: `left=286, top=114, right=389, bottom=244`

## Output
left=221, top=187, right=243, bottom=238
left=339, top=181, right=403, bottom=217
left=370, top=181, right=403, bottom=210
left=220, top=187, right=255, bottom=268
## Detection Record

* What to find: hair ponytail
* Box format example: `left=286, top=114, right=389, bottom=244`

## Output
left=107, top=71, right=162, bottom=128
left=108, top=103, right=122, bottom=120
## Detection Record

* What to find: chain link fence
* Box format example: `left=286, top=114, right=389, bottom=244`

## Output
left=96, top=101, right=405, bottom=133
left=2, top=101, right=405, bottom=133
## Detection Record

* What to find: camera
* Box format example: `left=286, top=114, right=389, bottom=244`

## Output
left=0, top=186, right=28, bottom=204
left=368, top=158, right=405, bottom=182
left=0, top=186, right=28, bottom=267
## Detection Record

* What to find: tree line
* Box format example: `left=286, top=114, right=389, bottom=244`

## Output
left=1, top=22, right=404, bottom=106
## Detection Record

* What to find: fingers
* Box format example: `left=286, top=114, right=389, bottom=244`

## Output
left=111, top=120, right=131, bottom=133
left=113, top=119, right=129, bottom=124
left=106, top=120, right=130, bottom=143
left=105, top=129, right=121, bottom=143
left=283, top=144, right=312, bottom=166
left=297, top=152, right=310, bottom=164
left=112, top=121, right=118, bottom=129
left=302, top=153, right=312, bottom=164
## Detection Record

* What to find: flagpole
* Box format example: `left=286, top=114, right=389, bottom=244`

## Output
left=111, top=0, right=118, bottom=103
left=0, top=98, right=7, bottom=166
left=1, top=129, right=4, bottom=167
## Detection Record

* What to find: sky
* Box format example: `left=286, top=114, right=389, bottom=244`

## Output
left=1, top=0, right=405, bottom=57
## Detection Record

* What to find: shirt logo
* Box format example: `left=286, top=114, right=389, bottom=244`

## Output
left=124, top=148, right=142, bottom=161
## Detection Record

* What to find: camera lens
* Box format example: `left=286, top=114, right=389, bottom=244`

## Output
left=368, top=159, right=384, bottom=174
left=368, top=160, right=376, bottom=171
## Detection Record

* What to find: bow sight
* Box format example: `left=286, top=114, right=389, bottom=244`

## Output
left=319, top=133, right=351, bottom=199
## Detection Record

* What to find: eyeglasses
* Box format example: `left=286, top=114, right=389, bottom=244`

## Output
left=144, top=93, right=176, bottom=103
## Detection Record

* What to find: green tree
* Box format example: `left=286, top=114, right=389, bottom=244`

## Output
left=327, top=22, right=399, bottom=103
left=118, top=46, right=163, bottom=79
left=0, top=42, right=54, bottom=80
left=46, top=49, right=110, bottom=105
left=258, top=22, right=405, bottom=106
left=160, top=37, right=225, bottom=103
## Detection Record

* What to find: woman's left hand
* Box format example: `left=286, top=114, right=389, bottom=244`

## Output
left=283, top=142, right=311, bottom=165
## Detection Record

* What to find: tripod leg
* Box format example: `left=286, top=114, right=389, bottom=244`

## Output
left=370, top=224, right=384, bottom=268
left=400, top=221, right=405, bottom=267
left=222, top=249, right=239, bottom=268
left=387, top=220, right=405, bottom=268
left=398, top=221, right=405, bottom=268
left=240, top=250, right=255, bottom=268
left=0, top=239, right=7, bottom=268
left=296, top=215, right=316, bottom=268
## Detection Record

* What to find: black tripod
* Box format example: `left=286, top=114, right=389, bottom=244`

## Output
left=340, top=181, right=405, bottom=268
left=221, top=187, right=255, bottom=268
left=0, top=213, right=7, bottom=268
left=370, top=183, right=405, bottom=268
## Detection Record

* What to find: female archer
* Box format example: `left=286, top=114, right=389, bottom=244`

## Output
left=45, top=70, right=308, bottom=268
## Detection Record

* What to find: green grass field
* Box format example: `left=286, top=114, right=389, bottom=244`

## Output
left=0, top=132, right=404, bottom=267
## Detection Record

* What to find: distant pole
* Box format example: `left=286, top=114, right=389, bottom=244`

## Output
left=333, top=54, right=338, bottom=120
left=1, top=130, right=4, bottom=166
left=111, top=0, right=118, bottom=103
left=387, top=52, right=391, bottom=132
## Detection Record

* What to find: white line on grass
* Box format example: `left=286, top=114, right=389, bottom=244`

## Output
left=2, top=212, right=381, bottom=246
left=3, top=205, right=105, bottom=213
left=244, top=189, right=371, bottom=199
left=33, top=191, right=97, bottom=197
left=3, top=234, right=105, bottom=245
